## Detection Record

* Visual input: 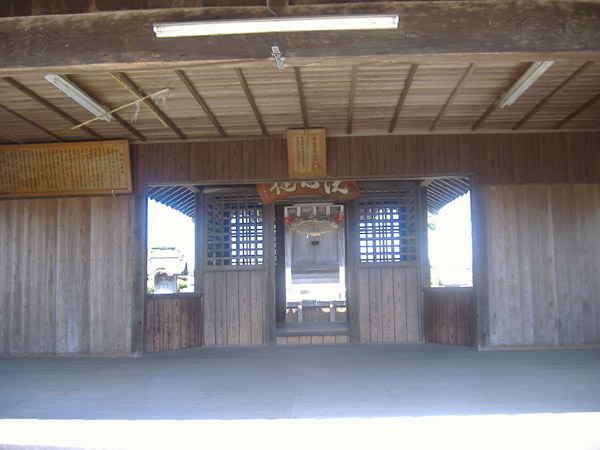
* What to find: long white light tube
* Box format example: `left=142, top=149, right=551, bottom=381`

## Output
left=153, top=14, right=399, bottom=37
left=499, top=61, right=554, bottom=108
left=45, top=74, right=113, bottom=122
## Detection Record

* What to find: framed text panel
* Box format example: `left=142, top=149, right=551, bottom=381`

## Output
left=0, top=140, right=132, bottom=198
left=286, top=129, right=326, bottom=179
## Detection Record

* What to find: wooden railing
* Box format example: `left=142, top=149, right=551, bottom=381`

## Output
left=424, top=287, right=474, bottom=346
left=145, top=294, right=202, bottom=353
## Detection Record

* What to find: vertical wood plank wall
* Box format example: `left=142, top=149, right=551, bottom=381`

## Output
left=131, top=133, right=600, bottom=190
left=483, top=184, right=600, bottom=347
left=202, top=269, right=266, bottom=346
left=145, top=295, right=202, bottom=353
left=424, top=288, right=475, bottom=346
left=356, top=266, right=422, bottom=343
left=0, top=196, right=134, bottom=356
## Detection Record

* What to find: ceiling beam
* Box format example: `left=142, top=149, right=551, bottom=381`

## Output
left=0, top=2, right=598, bottom=72
left=346, top=65, right=358, bottom=135
left=0, top=130, right=24, bottom=144
left=0, top=102, right=63, bottom=142
left=389, top=64, right=417, bottom=134
left=2, top=77, right=103, bottom=140
left=234, top=68, right=268, bottom=137
left=554, top=91, right=600, bottom=129
left=431, top=63, right=476, bottom=132
left=294, top=66, right=309, bottom=129
left=110, top=72, right=187, bottom=140
left=513, top=61, right=593, bottom=131
left=175, top=69, right=227, bottom=138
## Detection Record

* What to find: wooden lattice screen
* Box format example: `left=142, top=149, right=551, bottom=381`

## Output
left=205, top=192, right=264, bottom=266
left=358, top=186, right=418, bottom=262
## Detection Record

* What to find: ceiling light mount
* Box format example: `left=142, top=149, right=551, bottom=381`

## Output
left=45, top=74, right=113, bottom=122
left=499, top=61, right=554, bottom=108
left=153, top=14, right=399, bottom=38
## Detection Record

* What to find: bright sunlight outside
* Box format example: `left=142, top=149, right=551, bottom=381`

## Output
left=147, top=199, right=195, bottom=294
left=428, top=192, right=473, bottom=287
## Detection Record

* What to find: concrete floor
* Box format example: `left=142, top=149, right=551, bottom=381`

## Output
left=1, top=343, right=599, bottom=449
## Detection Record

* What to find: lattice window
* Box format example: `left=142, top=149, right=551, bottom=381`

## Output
left=205, top=193, right=264, bottom=266
left=358, top=187, right=417, bottom=263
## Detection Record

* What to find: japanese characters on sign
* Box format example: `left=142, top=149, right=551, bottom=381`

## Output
left=256, top=180, right=359, bottom=204
left=0, top=140, right=132, bottom=198
left=286, top=128, right=326, bottom=179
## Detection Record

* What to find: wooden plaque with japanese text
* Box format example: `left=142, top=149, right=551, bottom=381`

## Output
left=286, top=129, right=326, bottom=179
left=0, top=140, right=132, bottom=198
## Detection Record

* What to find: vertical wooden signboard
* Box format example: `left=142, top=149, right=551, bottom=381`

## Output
left=286, top=129, right=326, bottom=179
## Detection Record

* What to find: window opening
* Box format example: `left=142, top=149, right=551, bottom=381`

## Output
left=358, top=187, right=417, bottom=262
left=205, top=192, right=264, bottom=266
left=147, top=198, right=195, bottom=294
left=428, top=191, right=473, bottom=287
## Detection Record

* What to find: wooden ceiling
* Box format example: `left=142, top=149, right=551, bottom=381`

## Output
left=0, top=1, right=599, bottom=145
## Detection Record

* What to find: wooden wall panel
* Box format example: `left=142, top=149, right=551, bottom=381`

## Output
left=0, top=196, right=134, bottom=356
left=356, top=266, right=422, bottom=343
left=144, top=295, right=201, bottom=353
left=202, top=268, right=267, bottom=346
left=131, top=132, right=600, bottom=190
left=424, top=288, right=475, bottom=347
left=483, top=184, right=600, bottom=347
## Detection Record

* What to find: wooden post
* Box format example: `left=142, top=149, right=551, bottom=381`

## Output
left=470, top=182, right=489, bottom=349
left=130, top=193, right=147, bottom=356
left=264, top=203, right=276, bottom=345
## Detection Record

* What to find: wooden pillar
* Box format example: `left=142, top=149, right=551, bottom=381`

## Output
left=130, top=193, right=147, bottom=356
left=470, top=182, right=490, bottom=349
left=264, top=202, right=276, bottom=345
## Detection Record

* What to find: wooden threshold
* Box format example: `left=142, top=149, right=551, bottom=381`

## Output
left=276, top=322, right=349, bottom=337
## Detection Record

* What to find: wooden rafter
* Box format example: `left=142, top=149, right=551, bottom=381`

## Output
left=431, top=63, right=477, bottom=132
left=0, top=102, right=63, bottom=142
left=110, top=72, right=187, bottom=140
left=513, top=61, right=593, bottom=131
left=235, top=68, right=268, bottom=137
left=0, top=131, right=23, bottom=144
left=175, top=69, right=227, bottom=138
left=346, top=65, right=358, bottom=135
left=63, top=75, right=147, bottom=142
left=389, top=64, right=417, bottom=133
left=294, top=67, right=309, bottom=129
left=554, top=91, right=600, bottom=129
left=1, top=77, right=103, bottom=140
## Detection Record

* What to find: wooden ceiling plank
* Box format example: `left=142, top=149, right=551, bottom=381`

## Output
left=0, top=131, right=24, bottom=144
left=110, top=72, right=187, bottom=140
left=1, top=77, right=103, bottom=140
left=234, top=68, right=268, bottom=137
left=0, top=102, right=63, bottom=142
left=113, top=114, right=147, bottom=142
left=346, top=65, right=358, bottom=135
left=513, top=61, right=594, bottom=131
left=175, top=69, right=227, bottom=138
left=554, top=91, right=600, bottom=129
left=388, top=64, right=417, bottom=133
left=294, top=66, right=309, bottom=129
left=431, top=63, right=477, bottom=132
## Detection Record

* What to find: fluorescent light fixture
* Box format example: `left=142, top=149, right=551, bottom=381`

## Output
left=45, top=74, right=113, bottom=122
left=153, top=14, right=399, bottom=37
left=499, top=61, right=554, bottom=108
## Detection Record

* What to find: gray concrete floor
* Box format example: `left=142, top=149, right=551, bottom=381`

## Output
left=1, top=343, right=599, bottom=449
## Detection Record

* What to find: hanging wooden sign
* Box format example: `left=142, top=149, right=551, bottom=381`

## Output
left=257, top=180, right=359, bottom=204
left=0, top=140, right=132, bottom=198
left=286, top=128, right=326, bottom=179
